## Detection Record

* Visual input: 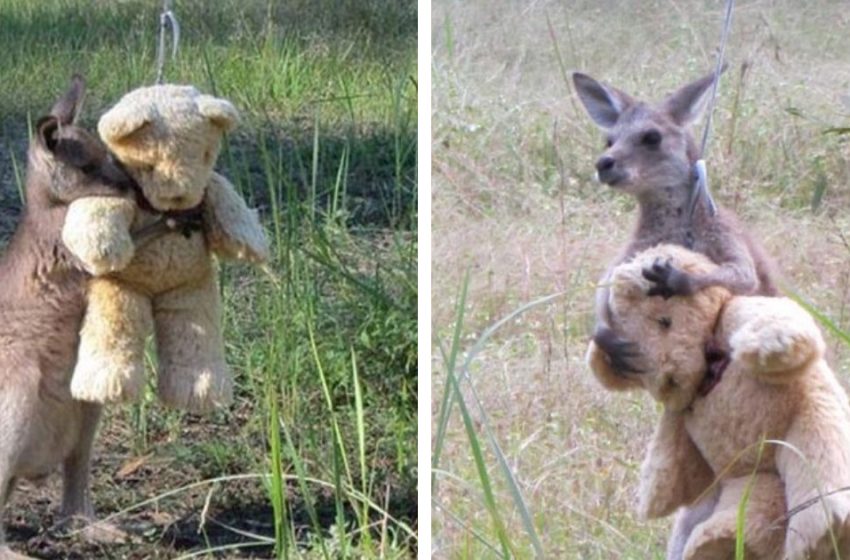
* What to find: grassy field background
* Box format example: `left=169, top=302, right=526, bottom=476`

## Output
left=432, top=0, right=850, bottom=558
left=0, top=1, right=416, bottom=558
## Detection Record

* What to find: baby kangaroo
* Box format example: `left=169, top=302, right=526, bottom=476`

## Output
left=573, top=70, right=776, bottom=374
left=0, top=76, right=137, bottom=558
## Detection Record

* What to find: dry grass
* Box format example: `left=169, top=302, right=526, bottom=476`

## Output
left=431, top=0, right=850, bottom=557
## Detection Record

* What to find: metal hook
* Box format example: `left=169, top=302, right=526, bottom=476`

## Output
left=155, top=0, right=180, bottom=84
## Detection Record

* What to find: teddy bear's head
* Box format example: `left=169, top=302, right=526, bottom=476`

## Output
left=607, top=244, right=732, bottom=411
left=98, top=84, right=239, bottom=211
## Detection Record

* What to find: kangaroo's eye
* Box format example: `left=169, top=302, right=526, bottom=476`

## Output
left=641, top=129, right=662, bottom=147
left=605, top=137, right=613, bottom=148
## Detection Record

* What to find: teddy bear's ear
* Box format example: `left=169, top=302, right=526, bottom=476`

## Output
left=98, top=102, right=154, bottom=146
left=197, top=96, right=239, bottom=133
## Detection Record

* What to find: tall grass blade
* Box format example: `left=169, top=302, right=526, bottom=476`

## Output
left=432, top=270, right=471, bottom=490
left=735, top=438, right=766, bottom=560
left=279, top=418, right=333, bottom=560
left=436, top=285, right=563, bottom=557
left=352, top=350, right=370, bottom=536
left=785, top=289, right=850, bottom=346
left=446, top=335, right=515, bottom=558
left=307, top=317, right=353, bottom=484
left=265, top=378, right=289, bottom=559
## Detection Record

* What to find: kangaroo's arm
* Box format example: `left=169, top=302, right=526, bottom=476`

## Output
left=691, top=230, right=758, bottom=295
left=594, top=267, right=614, bottom=329
left=690, top=208, right=765, bottom=295
left=643, top=218, right=760, bottom=299
left=590, top=248, right=645, bottom=374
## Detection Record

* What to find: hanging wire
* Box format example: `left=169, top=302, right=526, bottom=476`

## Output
left=155, top=0, right=180, bottom=84
left=689, top=0, right=735, bottom=220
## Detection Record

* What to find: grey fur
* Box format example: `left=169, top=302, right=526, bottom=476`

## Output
left=572, top=70, right=776, bottom=347
left=0, top=76, right=135, bottom=556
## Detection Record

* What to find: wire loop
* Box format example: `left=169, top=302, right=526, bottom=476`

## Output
left=155, top=0, right=180, bottom=84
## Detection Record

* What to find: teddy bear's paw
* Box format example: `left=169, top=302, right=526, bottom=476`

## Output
left=86, top=239, right=135, bottom=274
left=215, top=236, right=269, bottom=264
left=81, top=243, right=134, bottom=276
left=732, top=329, right=817, bottom=380
left=684, top=536, right=737, bottom=560
left=62, top=197, right=137, bottom=275
left=157, top=365, right=233, bottom=414
left=70, top=356, right=145, bottom=403
left=786, top=498, right=850, bottom=560
left=207, top=217, right=270, bottom=264
left=66, top=232, right=135, bottom=276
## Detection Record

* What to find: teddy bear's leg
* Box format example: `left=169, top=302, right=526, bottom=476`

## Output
left=682, top=474, right=786, bottom=560
left=639, top=411, right=715, bottom=520
left=778, top=405, right=850, bottom=560
left=70, top=278, right=152, bottom=403
left=667, top=489, right=720, bottom=560
left=153, top=267, right=232, bottom=413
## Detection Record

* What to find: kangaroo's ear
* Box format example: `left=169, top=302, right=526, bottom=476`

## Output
left=36, top=116, right=60, bottom=152
left=661, top=67, right=725, bottom=126
left=572, top=72, right=635, bottom=129
left=50, top=74, right=86, bottom=125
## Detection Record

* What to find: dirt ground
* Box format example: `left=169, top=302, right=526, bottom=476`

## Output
left=6, top=404, right=277, bottom=559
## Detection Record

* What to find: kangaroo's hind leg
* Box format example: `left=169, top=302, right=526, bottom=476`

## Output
left=57, top=402, right=126, bottom=544
left=60, top=401, right=101, bottom=519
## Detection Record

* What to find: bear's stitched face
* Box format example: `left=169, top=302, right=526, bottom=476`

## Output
left=608, top=245, right=731, bottom=411
left=98, top=85, right=237, bottom=212
left=117, top=119, right=222, bottom=211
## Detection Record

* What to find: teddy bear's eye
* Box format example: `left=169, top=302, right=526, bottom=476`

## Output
left=658, top=317, right=672, bottom=329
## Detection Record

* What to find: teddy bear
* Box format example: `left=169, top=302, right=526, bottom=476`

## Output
left=61, top=84, right=269, bottom=413
left=586, top=243, right=850, bottom=560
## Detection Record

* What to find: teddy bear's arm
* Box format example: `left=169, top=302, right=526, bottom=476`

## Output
left=202, top=173, right=270, bottom=264
left=62, top=197, right=137, bottom=275
left=638, top=410, right=715, bottom=519
left=724, top=296, right=825, bottom=383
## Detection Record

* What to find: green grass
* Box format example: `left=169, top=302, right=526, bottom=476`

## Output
left=432, top=0, right=850, bottom=558
left=0, top=1, right=416, bottom=558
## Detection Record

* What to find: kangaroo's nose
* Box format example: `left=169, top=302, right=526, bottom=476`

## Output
left=596, top=156, right=615, bottom=173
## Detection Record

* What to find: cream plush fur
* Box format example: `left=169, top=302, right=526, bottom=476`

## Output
left=62, top=85, right=269, bottom=413
left=587, top=244, right=850, bottom=560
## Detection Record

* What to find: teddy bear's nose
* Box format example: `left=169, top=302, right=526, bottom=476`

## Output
left=164, top=195, right=189, bottom=208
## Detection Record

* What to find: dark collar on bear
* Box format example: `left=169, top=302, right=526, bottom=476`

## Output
left=130, top=205, right=204, bottom=247
left=698, top=336, right=730, bottom=397
left=119, top=164, right=204, bottom=247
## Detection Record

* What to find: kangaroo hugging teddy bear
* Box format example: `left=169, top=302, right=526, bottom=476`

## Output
left=587, top=244, right=850, bottom=560
left=62, top=84, right=269, bottom=413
